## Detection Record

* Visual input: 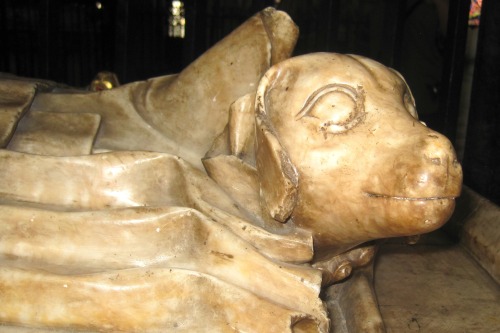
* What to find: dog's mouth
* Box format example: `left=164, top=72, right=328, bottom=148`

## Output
left=365, top=192, right=457, bottom=201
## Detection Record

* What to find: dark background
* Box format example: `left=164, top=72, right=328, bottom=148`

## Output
left=0, top=0, right=498, bottom=205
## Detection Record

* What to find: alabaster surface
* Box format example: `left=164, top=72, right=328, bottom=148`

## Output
left=0, top=7, right=462, bottom=333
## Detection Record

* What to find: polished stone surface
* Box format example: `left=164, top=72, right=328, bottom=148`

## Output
left=0, top=6, right=468, bottom=333
left=375, top=231, right=500, bottom=333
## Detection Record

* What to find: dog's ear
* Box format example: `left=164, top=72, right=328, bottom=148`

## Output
left=229, top=93, right=256, bottom=161
left=255, top=115, right=298, bottom=222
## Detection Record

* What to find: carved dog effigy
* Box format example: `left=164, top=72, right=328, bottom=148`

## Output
left=0, top=8, right=461, bottom=333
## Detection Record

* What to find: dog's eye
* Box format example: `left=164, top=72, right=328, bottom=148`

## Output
left=295, top=84, right=365, bottom=135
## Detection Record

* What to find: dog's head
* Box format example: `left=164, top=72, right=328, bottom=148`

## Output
left=255, top=53, right=462, bottom=257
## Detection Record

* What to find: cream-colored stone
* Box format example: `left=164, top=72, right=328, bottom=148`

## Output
left=30, top=7, right=298, bottom=170
left=447, top=186, right=500, bottom=284
left=375, top=232, right=500, bottom=333
left=255, top=53, right=462, bottom=259
left=0, top=79, right=40, bottom=147
left=7, top=111, right=100, bottom=156
left=0, top=7, right=464, bottom=333
left=0, top=204, right=326, bottom=332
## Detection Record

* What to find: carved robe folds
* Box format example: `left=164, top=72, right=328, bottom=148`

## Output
left=0, top=6, right=461, bottom=333
left=0, top=8, right=330, bottom=333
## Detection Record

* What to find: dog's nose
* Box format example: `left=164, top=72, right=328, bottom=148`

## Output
left=388, top=130, right=462, bottom=199
left=424, top=132, right=462, bottom=175
left=413, top=132, right=463, bottom=197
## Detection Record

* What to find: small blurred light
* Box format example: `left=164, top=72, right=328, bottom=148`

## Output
left=169, top=1, right=185, bottom=38
left=96, top=2, right=102, bottom=10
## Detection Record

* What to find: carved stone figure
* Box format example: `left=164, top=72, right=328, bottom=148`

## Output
left=0, top=8, right=462, bottom=333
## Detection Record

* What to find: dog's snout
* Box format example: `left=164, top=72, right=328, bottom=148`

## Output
left=419, top=132, right=463, bottom=195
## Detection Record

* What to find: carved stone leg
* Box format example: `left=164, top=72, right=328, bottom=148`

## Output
left=324, top=258, right=386, bottom=333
